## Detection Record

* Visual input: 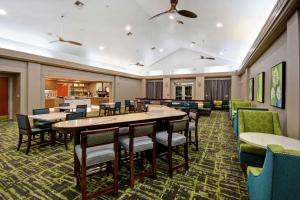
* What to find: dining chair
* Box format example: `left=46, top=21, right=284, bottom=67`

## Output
left=75, top=127, right=119, bottom=199
left=62, top=112, right=84, bottom=150
left=76, top=104, right=87, bottom=118
left=156, top=119, right=189, bottom=178
left=124, top=100, right=134, bottom=113
left=188, top=110, right=200, bottom=151
left=32, top=108, right=51, bottom=128
left=119, top=121, right=157, bottom=188
left=59, top=103, right=70, bottom=112
left=16, top=114, right=51, bottom=154
left=108, top=102, right=121, bottom=115
left=98, top=101, right=108, bottom=116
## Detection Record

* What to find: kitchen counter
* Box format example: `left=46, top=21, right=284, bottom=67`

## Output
left=44, top=97, right=110, bottom=108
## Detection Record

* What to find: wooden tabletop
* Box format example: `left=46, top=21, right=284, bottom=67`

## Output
left=29, top=112, right=68, bottom=122
left=52, top=106, right=186, bottom=129
left=240, top=132, right=300, bottom=151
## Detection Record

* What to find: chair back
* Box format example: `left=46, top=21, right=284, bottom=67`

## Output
left=32, top=108, right=49, bottom=115
left=66, top=112, right=83, bottom=121
left=81, top=127, right=119, bottom=148
left=168, top=119, right=189, bottom=133
left=203, top=101, right=212, bottom=109
left=99, top=101, right=106, bottom=109
left=188, top=102, right=198, bottom=111
left=125, top=100, right=131, bottom=106
left=129, top=121, right=157, bottom=138
left=76, top=104, right=87, bottom=117
left=115, top=102, right=121, bottom=109
left=189, top=110, right=200, bottom=121
left=16, top=114, right=31, bottom=134
left=143, top=100, right=151, bottom=105
left=238, top=110, right=282, bottom=135
left=59, top=103, right=70, bottom=107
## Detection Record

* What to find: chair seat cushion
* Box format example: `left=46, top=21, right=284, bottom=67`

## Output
left=156, top=131, right=186, bottom=147
left=189, top=122, right=196, bottom=131
left=75, top=143, right=115, bottom=167
left=119, top=136, right=153, bottom=153
left=31, top=127, right=51, bottom=134
left=119, top=127, right=129, bottom=136
left=240, top=142, right=266, bottom=156
left=34, top=120, right=51, bottom=127
left=189, top=112, right=196, bottom=120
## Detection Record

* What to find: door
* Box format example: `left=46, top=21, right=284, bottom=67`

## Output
left=175, top=85, right=193, bottom=100
left=0, top=77, right=8, bottom=116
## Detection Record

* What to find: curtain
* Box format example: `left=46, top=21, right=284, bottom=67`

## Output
left=146, top=81, right=163, bottom=99
left=204, top=79, right=231, bottom=101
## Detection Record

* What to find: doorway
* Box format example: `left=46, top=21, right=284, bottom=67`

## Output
left=0, top=77, right=9, bottom=117
left=175, top=85, right=193, bottom=100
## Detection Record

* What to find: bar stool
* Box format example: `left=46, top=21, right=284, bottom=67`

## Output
left=75, top=127, right=119, bottom=199
left=119, top=122, right=157, bottom=188
left=156, top=119, right=189, bottom=178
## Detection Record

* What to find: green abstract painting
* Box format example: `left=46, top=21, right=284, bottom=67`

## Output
left=256, top=72, right=265, bottom=103
left=249, top=78, right=254, bottom=101
left=271, top=62, right=285, bottom=108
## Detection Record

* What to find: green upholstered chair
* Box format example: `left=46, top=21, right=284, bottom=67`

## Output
left=238, top=110, right=282, bottom=167
left=229, top=100, right=245, bottom=120
left=234, top=108, right=269, bottom=136
left=231, top=101, right=251, bottom=125
left=247, top=145, right=300, bottom=200
left=213, top=100, right=222, bottom=110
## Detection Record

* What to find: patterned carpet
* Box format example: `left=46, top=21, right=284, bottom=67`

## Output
left=0, top=111, right=247, bottom=199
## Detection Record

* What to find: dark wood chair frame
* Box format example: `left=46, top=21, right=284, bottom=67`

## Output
left=16, top=114, right=51, bottom=155
left=122, top=121, right=157, bottom=188
left=124, top=100, right=135, bottom=113
left=158, top=119, right=189, bottom=178
left=188, top=110, right=200, bottom=151
left=75, top=127, right=119, bottom=200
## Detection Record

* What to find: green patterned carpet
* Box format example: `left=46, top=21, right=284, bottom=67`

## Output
left=0, top=111, right=247, bottom=199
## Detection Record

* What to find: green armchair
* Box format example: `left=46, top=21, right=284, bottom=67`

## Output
left=247, top=145, right=300, bottom=200
left=231, top=101, right=251, bottom=126
left=238, top=110, right=282, bottom=167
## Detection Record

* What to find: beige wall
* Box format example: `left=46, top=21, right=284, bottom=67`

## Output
left=114, top=76, right=142, bottom=103
left=0, top=58, right=143, bottom=115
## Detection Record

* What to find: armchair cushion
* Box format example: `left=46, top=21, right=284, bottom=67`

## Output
left=156, top=131, right=186, bottom=147
left=240, top=142, right=266, bottom=156
left=75, top=143, right=115, bottom=167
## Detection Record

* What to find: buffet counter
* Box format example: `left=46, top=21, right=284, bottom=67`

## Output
left=44, top=97, right=110, bottom=108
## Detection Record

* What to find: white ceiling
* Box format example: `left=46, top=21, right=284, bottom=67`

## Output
left=0, top=0, right=278, bottom=75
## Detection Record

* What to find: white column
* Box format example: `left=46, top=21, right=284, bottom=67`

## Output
left=195, top=76, right=204, bottom=100
left=163, top=78, right=171, bottom=99
left=231, top=75, right=241, bottom=100
left=27, top=62, right=42, bottom=113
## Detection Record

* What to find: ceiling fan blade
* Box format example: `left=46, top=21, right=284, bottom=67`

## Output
left=178, top=10, right=197, bottom=18
left=66, top=40, right=82, bottom=46
left=49, top=40, right=59, bottom=43
left=149, top=10, right=170, bottom=20
left=207, top=57, right=215, bottom=60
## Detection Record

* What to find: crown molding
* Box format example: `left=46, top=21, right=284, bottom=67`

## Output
left=238, top=0, right=300, bottom=75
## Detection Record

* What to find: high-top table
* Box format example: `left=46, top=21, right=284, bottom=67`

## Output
left=52, top=105, right=186, bottom=176
left=240, top=132, right=300, bottom=151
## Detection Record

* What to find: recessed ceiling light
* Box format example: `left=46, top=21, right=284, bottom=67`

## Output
left=169, top=14, right=175, bottom=20
left=99, top=46, right=105, bottom=51
left=190, top=43, right=195, bottom=48
left=0, top=9, right=7, bottom=15
left=139, top=60, right=143, bottom=64
left=216, top=22, right=224, bottom=28
left=125, top=25, right=132, bottom=31
left=159, top=48, right=164, bottom=52
left=219, top=51, right=224, bottom=55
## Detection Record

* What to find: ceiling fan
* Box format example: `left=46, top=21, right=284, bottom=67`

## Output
left=199, top=55, right=215, bottom=60
left=49, top=35, right=82, bottom=46
left=149, top=0, right=197, bottom=20
left=130, top=62, right=144, bottom=67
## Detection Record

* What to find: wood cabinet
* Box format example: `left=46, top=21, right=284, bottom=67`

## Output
left=45, top=80, right=57, bottom=90
left=45, top=98, right=63, bottom=108
left=91, top=97, right=109, bottom=105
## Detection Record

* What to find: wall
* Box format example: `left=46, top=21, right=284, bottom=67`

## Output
left=114, top=76, right=142, bottom=103
left=240, top=31, right=288, bottom=133
left=0, top=58, right=143, bottom=115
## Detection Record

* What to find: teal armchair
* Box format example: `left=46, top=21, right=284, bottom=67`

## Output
left=238, top=110, right=282, bottom=167
left=248, top=145, right=300, bottom=200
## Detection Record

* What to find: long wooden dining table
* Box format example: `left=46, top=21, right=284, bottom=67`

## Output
left=52, top=105, right=187, bottom=176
